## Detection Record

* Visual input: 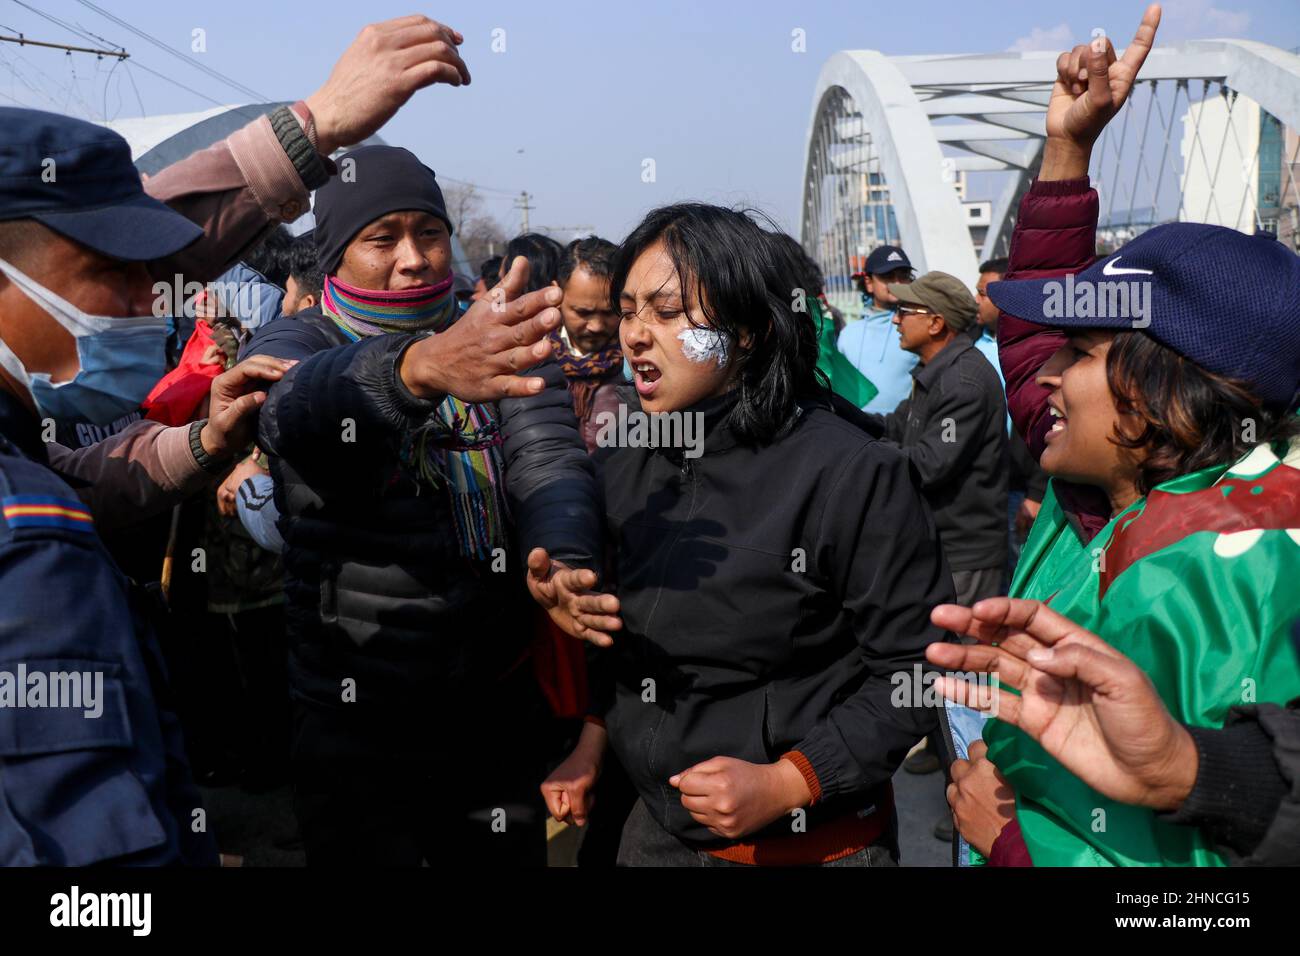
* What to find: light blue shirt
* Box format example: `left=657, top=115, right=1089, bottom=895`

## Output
left=235, top=471, right=283, bottom=553
left=836, top=306, right=919, bottom=414
left=971, top=327, right=1012, bottom=434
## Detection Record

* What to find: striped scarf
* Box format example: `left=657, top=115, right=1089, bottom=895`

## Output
left=321, top=273, right=509, bottom=560
left=548, top=329, right=623, bottom=421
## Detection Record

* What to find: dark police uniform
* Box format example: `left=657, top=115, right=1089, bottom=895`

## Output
left=0, top=389, right=217, bottom=865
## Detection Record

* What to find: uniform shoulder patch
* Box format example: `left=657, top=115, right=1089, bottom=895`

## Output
left=2, top=494, right=94, bottom=533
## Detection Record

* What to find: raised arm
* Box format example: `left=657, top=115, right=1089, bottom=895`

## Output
left=144, top=16, right=473, bottom=283
left=997, top=5, right=1162, bottom=458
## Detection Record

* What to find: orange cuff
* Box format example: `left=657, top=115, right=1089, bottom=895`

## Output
left=780, top=750, right=823, bottom=806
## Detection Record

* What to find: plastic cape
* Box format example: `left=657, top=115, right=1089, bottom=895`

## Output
left=812, top=299, right=878, bottom=409
left=984, top=439, right=1300, bottom=866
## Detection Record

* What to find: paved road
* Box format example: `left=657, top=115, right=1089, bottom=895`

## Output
left=893, top=764, right=953, bottom=867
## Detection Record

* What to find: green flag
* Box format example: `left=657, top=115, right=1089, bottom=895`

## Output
left=985, top=439, right=1300, bottom=866
left=811, top=299, right=877, bottom=408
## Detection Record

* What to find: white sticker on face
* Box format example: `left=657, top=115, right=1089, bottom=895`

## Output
left=677, top=326, right=729, bottom=368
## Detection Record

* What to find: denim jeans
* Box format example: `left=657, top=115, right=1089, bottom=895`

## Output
left=944, top=699, right=991, bottom=866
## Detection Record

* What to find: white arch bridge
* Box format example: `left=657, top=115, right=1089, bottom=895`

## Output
left=800, top=40, right=1300, bottom=317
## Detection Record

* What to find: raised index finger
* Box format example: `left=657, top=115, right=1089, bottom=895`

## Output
left=1119, top=4, right=1162, bottom=75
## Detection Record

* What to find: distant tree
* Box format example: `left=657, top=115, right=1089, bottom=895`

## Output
left=443, top=182, right=508, bottom=266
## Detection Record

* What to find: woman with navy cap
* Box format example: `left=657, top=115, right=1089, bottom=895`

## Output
left=925, top=3, right=1300, bottom=867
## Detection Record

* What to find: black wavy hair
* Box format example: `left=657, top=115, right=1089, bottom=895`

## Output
left=286, top=232, right=323, bottom=298
left=558, top=235, right=617, bottom=285
left=1105, top=330, right=1300, bottom=495
left=609, top=203, right=822, bottom=444
left=503, top=233, right=564, bottom=293
left=478, top=255, right=503, bottom=289
left=242, top=225, right=294, bottom=288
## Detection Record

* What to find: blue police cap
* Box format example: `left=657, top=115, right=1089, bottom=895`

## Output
left=0, top=107, right=202, bottom=262
left=988, top=221, right=1300, bottom=408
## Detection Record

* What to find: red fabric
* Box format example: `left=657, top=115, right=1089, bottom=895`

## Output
left=1100, top=463, right=1300, bottom=599
left=143, top=319, right=222, bottom=426
left=988, top=816, right=1033, bottom=866
left=996, top=177, right=1111, bottom=542
left=705, top=785, right=895, bottom=867
left=531, top=609, right=589, bottom=719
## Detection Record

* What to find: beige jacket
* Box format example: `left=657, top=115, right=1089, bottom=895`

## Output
left=52, top=107, right=316, bottom=526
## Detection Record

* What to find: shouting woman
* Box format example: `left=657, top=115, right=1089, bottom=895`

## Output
left=534, top=205, right=954, bottom=866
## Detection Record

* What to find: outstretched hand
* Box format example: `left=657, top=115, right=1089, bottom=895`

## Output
left=399, top=256, right=563, bottom=402
left=200, top=355, right=296, bottom=461
left=927, top=598, right=1198, bottom=811
left=526, top=547, right=622, bottom=647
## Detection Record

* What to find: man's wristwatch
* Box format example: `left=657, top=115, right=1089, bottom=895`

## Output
left=188, top=419, right=229, bottom=476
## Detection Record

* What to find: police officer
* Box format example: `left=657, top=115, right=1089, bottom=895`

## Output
left=0, top=110, right=301, bottom=865
left=0, top=13, right=538, bottom=866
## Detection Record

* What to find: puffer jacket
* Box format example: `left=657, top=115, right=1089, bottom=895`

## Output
left=246, top=309, right=600, bottom=709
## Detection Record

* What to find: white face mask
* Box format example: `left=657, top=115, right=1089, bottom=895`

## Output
left=0, top=257, right=168, bottom=422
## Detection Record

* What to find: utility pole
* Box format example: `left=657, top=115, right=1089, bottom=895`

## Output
left=513, top=191, right=533, bottom=233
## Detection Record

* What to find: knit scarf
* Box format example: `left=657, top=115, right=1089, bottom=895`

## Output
left=321, top=273, right=508, bottom=560
left=548, top=329, right=623, bottom=421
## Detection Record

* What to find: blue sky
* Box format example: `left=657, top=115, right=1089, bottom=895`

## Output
left=2, top=0, right=1297, bottom=241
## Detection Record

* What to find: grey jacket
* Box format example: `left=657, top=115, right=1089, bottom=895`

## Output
left=865, top=336, right=1008, bottom=572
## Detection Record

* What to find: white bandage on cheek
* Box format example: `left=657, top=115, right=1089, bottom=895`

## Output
left=677, top=326, right=729, bottom=368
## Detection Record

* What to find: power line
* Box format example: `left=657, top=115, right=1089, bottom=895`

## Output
left=124, top=55, right=265, bottom=123
left=1, top=4, right=266, bottom=126
left=440, top=175, right=521, bottom=197
left=14, top=0, right=263, bottom=115
left=0, top=32, right=126, bottom=58
left=9, top=1, right=119, bottom=55
left=0, top=48, right=67, bottom=112
left=122, top=57, right=145, bottom=115
left=72, top=0, right=270, bottom=103
left=0, top=39, right=108, bottom=119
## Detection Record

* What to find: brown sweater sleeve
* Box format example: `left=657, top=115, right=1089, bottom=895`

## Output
left=144, top=108, right=315, bottom=285
left=49, top=420, right=208, bottom=532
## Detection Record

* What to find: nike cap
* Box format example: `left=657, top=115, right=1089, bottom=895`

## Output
left=987, top=222, right=1300, bottom=408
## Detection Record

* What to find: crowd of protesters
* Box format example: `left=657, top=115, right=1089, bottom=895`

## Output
left=0, top=5, right=1297, bottom=869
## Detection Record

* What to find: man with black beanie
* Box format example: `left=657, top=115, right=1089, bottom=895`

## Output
left=244, top=141, right=600, bottom=867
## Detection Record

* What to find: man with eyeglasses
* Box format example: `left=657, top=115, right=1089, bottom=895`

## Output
left=863, top=271, right=1009, bottom=607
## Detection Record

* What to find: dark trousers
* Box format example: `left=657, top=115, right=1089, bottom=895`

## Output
left=1005, top=489, right=1027, bottom=591
left=951, top=566, right=1004, bottom=606
left=228, top=604, right=290, bottom=785
left=576, top=751, right=639, bottom=867
left=615, top=799, right=899, bottom=867
left=291, top=668, right=549, bottom=867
